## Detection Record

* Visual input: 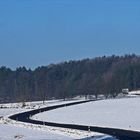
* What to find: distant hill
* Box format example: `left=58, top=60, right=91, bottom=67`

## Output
left=1, top=54, right=140, bottom=103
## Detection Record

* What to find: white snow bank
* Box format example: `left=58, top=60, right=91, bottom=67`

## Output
left=0, top=99, right=85, bottom=110
left=0, top=108, right=25, bottom=117
left=0, top=124, right=74, bottom=140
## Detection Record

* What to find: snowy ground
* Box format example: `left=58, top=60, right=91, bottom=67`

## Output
left=0, top=99, right=114, bottom=140
left=0, top=124, right=74, bottom=140
left=0, top=99, right=83, bottom=109
left=0, top=108, right=24, bottom=117
left=32, top=97, right=140, bottom=132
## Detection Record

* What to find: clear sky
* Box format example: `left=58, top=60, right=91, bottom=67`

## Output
left=0, top=0, right=140, bottom=69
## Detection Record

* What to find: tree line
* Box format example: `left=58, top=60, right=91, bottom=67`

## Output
left=0, top=54, right=140, bottom=103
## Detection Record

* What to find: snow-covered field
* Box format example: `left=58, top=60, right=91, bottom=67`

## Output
left=0, top=99, right=82, bottom=109
left=33, top=97, right=140, bottom=132
left=0, top=124, right=74, bottom=140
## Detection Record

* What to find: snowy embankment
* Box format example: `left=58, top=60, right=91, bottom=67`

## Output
left=0, top=124, right=74, bottom=140
left=32, top=97, right=140, bottom=132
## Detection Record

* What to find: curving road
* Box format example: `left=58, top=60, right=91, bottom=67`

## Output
left=9, top=100, right=140, bottom=140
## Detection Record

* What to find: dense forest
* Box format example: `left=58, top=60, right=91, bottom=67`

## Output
left=0, top=54, right=140, bottom=103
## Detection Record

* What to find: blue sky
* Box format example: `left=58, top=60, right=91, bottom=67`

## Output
left=0, top=0, right=140, bottom=69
